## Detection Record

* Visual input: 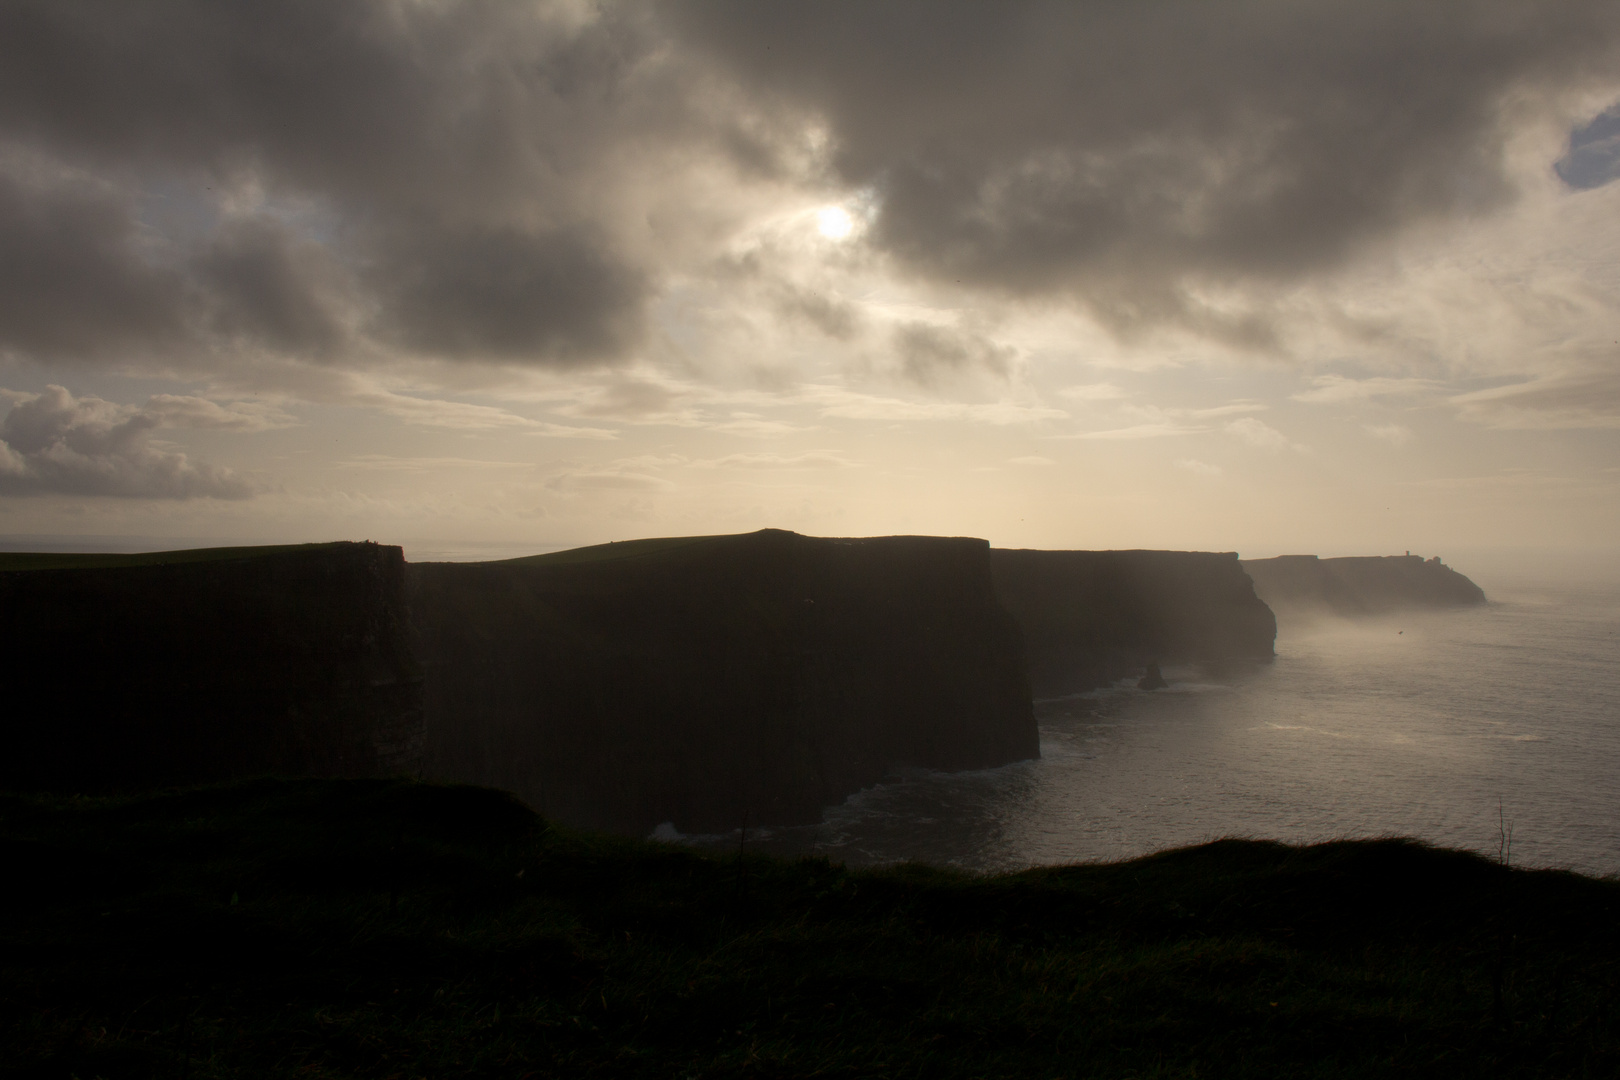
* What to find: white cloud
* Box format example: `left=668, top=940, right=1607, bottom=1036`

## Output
left=1365, top=423, right=1414, bottom=445
left=1060, top=422, right=1195, bottom=440
left=1225, top=416, right=1302, bottom=451
left=142, top=395, right=299, bottom=431
left=1449, top=369, right=1620, bottom=429
left=0, top=385, right=255, bottom=498
left=545, top=453, right=687, bottom=493
left=1176, top=458, right=1223, bottom=475
left=336, top=455, right=535, bottom=471
left=804, top=386, right=1067, bottom=425
left=1007, top=455, right=1056, bottom=466
left=1058, top=382, right=1128, bottom=401
left=1293, top=375, right=1440, bottom=403
left=1051, top=399, right=1263, bottom=440
left=357, top=391, right=560, bottom=432
left=697, top=451, right=857, bottom=469
left=547, top=470, right=677, bottom=493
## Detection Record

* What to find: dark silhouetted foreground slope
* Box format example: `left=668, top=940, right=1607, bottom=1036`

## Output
left=1243, top=553, right=1487, bottom=616
left=991, top=548, right=1277, bottom=696
left=411, top=529, right=1036, bottom=833
left=5, top=777, right=1618, bottom=1079
left=0, top=543, right=424, bottom=793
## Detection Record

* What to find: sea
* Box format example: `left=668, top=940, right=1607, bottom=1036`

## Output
left=683, top=571, right=1620, bottom=877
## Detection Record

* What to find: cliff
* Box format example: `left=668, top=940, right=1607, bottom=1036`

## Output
left=0, top=542, right=424, bottom=793
left=409, top=529, right=1036, bottom=833
left=1240, top=554, right=1487, bottom=616
left=990, top=549, right=1277, bottom=697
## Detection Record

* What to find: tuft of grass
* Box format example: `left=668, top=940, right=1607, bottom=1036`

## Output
left=3, top=777, right=1618, bottom=1078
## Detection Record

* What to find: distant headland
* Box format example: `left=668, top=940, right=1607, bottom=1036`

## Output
left=1241, top=553, right=1487, bottom=617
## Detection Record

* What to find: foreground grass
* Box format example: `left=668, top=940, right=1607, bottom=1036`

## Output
left=3, top=779, right=1617, bottom=1078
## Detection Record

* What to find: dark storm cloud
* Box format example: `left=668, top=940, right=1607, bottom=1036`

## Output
left=0, top=169, right=187, bottom=361
left=0, top=1, right=1617, bottom=371
left=0, top=0, right=677, bottom=367
left=196, top=217, right=348, bottom=357
left=374, top=223, right=647, bottom=364
left=669, top=0, right=1620, bottom=329
left=0, top=1, right=665, bottom=212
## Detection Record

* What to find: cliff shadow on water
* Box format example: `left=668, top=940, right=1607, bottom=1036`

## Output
left=990, top=548, right=1278, bottom=699
left=0, top=543, right=425, bottom=794
left=410, top=529, right=1037, bottom=835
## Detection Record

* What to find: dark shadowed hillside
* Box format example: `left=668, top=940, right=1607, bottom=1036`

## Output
left=9, top=777, right=1620, bottom=1078
left=0, top=543, right=424, bottom=793
left=1242, top=554, right=1487, bottom=617
left=410, top=529, right=1036, bottom=834
left=991, top=549, right=1277, bottom=697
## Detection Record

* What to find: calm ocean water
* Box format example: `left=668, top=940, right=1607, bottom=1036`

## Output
left=687, top=575, right=1620, bottom=876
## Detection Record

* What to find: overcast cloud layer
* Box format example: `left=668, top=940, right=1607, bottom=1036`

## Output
left=0, top=0, right=1617, bottom=558
left=0, top=0, right=1614, bottom=371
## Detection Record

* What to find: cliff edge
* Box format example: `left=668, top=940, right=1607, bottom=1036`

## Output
left=410, top=529, right=1036, bottom=833
left=1241, top=554, right=1486, bottom=617
left=0, top=542, right=425, bottom=793
left=990, top=549, right=1277, bottom=698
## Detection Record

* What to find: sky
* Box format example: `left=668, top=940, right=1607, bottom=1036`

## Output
left=2, top=0, right=1619, bottom=564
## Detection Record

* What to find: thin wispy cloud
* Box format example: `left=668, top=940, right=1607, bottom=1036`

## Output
left=1293, top=375, right=1441, bottom=403
left=1225, top=417, right=1304, bottom=452
left=1365, top=424, right=1414, bottom=445
left=1058, top=383, right=1129, bottom=402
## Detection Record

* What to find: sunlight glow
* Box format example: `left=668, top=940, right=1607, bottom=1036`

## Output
left=817, top=205, right=855, bottom=240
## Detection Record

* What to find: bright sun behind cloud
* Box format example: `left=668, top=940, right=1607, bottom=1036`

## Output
left=817, top=205, right=855, bottom=240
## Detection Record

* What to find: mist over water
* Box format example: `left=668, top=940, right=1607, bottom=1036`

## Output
left=689, top=574, right=1620, bottom=876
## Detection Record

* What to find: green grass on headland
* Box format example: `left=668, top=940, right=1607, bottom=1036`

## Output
left=4, top=779, right=1618, bottom=1078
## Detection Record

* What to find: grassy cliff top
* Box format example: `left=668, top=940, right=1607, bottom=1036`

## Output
left=4, top=777, right=1616, bottom=1078
left=0, top=540, right=379, bottom=572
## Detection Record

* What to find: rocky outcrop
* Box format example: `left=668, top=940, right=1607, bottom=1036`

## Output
left=1240, top=554, right=1486, bottom=617
left=990, top=549, right=1277, bottom=698
left=410, top=529, right=1036, bottom=834
left=0, top=542, right=424, bottom=794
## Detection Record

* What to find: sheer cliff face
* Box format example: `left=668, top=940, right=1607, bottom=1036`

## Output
left=0, top=543, right=424, bottom=793
left=411, top=529, right=1037, bottom=834
left=990, top=549, right=1277, bottom=698
left=1240, top=555, right=1487, bottom=617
